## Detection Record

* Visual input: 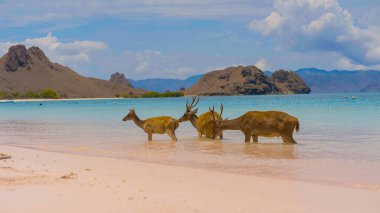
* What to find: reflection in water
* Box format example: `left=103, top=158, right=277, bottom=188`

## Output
left=241, top=143, right=297, bottom=159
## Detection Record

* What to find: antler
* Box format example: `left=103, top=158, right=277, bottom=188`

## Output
left=186, top=96, right=199, bottom=111
left=218, top=103, right=223, bottom=121
left=209, top=103, right=223, bottom=124
left=209, top=106, right=216, bottom=124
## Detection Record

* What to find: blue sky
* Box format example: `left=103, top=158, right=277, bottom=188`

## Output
left=1, top=0, right=380, bottom=80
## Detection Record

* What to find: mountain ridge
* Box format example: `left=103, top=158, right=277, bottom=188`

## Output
left=129, top=74, right=202, bottom=92
left=295, top=68, right=380, bottom=93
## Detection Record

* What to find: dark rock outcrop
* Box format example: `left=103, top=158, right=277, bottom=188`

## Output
left=270, top=70, right=311, bottom=94
left=109, top=72, right=134, bottom=88
left=4, top=45, right=29, bottom=72
left=185, top=66, right=310, bottom=96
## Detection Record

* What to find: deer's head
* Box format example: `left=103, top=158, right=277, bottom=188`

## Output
left=122, top=108, right=136, bottom=121
left=179, top=96, right=199, bottom=122
left=209, top=103, right=224, bottom=139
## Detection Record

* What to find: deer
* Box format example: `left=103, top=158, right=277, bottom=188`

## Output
left=122, top=108, right=179, bottom=141
left=178, top=96, right=223, bottom=139
left=209, top=104, right=300, bottom=144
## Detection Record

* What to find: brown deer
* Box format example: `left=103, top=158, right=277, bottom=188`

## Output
left=210, top=105, right=300, bottom=144
left=122, top=109, right=179, bottom=141
left=178, top=96, right=223, bottom=139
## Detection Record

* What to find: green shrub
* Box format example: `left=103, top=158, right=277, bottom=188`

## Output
left=122, top=94, right=138, bottom=98
left=0, top=91, right=19, bottom=99
left=141, top=92, right=161, bottom=98
left=23, top=92, right=41, bottom=98
left=11, top=92, right=19, bottom=98
left=40, top=89, right=59, bottom=99
left=160, top=91, right=184, bottom=97
left=140, top=91, right=184, bottom=98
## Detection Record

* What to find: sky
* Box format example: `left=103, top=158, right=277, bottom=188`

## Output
left=1, top=0, right=380, bottom=80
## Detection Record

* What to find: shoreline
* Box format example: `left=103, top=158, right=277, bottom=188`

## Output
left=1, top=144, right=380, bottom=213
left=2, top=92, right=376, bottom=103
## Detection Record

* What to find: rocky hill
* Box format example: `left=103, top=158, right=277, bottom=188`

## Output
left=270, top=70, right=311, bottom=94
left=185, top=65, right=310, bottom=96
left=0, top=45, right=146, bottom=98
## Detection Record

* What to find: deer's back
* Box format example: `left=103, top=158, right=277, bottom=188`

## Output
left=144, top=116, right=178, bottom=133
left=241, top=111, right=298, bottom=136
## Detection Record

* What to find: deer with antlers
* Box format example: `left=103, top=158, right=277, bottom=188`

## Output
left=178, top=96, right=223, bottom=139
left=122, top=108, right=179, bottom=141
left=210, top=105, right=300, bottom=144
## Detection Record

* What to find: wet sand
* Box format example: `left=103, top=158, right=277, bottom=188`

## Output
left=1, top=145, right=379, bottom=213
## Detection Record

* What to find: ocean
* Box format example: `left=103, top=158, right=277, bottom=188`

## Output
left=1, top=93, right=380, bottom=190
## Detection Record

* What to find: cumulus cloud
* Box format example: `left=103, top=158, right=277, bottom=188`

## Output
left=0, top=32, right=107, bottom=68
left=249, top=12, right=284, bottom=36
left=254, top=59, right=269, bottom=71
left=249, top=0, right=380, bottom=68
left=336, top=57, right=366, bottom=70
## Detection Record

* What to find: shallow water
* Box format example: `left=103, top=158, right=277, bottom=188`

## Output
left=1, top=93, right=380, bottom=190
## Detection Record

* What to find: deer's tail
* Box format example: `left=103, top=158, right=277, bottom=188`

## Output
left=295, top=119, right=300, bottom=132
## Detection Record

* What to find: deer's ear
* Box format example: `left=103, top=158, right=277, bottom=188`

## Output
left=193, top=108, right=198, bottom=113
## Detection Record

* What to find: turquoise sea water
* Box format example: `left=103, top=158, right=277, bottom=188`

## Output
left=1, top=93, right=380, bottom=189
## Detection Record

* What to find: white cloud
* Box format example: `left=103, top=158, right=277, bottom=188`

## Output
left=0, top=32, right=107, bottom=69
left=249, top=12, right=284, bottom=35
left=255, top=59, right=269, bottom=71
left=336, top=57, right=366, bottom=70
left=249, top=0, right=380, bottom=67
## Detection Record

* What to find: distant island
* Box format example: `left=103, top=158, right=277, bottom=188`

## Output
left=185, top=66, right=310, bottom=96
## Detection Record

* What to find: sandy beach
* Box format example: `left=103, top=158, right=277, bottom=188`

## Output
left=1, top=145, right=379, bottom=213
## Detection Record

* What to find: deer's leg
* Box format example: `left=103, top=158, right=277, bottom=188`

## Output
left=287, top=135, right=297, bottom=144
left=197, top=130, right=202, bottom=138
left=167, top=130, right=177, bottom=142
left=219, top=132, right=223, bottom=139
left=148, top=132, right=153, bottom=141
left=280, top=133, right=297, bottom=144
left=243, top=131, right=251, bottom=143
left=252, top=135, right=258, bottom=143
